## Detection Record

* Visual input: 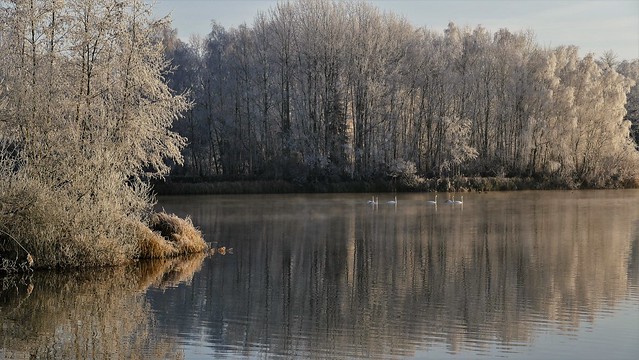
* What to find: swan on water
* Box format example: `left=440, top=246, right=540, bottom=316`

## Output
left=387, top=196, right=398, bottom=205
left=454, top=196, right=464, bottom=204
left=427, top=195, right=438, bottom=204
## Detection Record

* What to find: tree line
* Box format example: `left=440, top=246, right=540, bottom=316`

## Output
left=161, top=0, right=639, bottom=188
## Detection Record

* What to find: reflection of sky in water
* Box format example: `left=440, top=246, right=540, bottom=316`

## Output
left=151, top=190, right=639, bottom=359
left=412, top=299, right=639, bottom=360
left=170, top=282, right=639, bottom=360
left=0, top=191, right=639, bottom=359
left=3, top=190, right=637, bottom=358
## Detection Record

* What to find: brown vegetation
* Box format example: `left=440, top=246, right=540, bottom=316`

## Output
left=0, top=164, right=207, bottom=271
left=137, top=213, right=207, bottom=259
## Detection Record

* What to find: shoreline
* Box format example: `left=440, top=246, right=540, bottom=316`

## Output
left=152, top=176, right=639, bottom=196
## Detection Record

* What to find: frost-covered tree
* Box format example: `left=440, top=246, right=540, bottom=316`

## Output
left=439, top=116, right=478, bottom=177
left=0, top=0, right=193, bottom=268
left=616, top=59, right=639, bottom=143
left=159, top=0, right=639, bottom=188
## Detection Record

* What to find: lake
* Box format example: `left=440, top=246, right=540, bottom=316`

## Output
left=1, top=190, right=638, bottom=359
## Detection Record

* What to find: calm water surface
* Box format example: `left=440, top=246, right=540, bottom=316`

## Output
left=1, top=190, right=638, bottom=359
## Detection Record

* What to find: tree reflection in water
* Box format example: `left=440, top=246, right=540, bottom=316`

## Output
left=1, top=191, right=638, bottom=359
left=0, top=254, right=205, bottom=359
left=152, top=191, right=639, bottom=358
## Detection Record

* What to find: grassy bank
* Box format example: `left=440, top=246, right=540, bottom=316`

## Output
left=152, top=175, right=639, bottom=196
left=1, top=210, right=207, bottom=274
left=0, top=154, right=207, bottom=274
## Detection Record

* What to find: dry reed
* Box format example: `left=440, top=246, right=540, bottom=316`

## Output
left=137, top=212, right=207, bottom=259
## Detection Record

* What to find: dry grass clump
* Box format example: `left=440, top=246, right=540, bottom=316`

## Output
left=0, top=175, right=131, bottom=269
left=0, top=155, right=206, bottom=270
left=0, top=142, right=145, bottom=269
left=137, top=212, right=207, bottom=259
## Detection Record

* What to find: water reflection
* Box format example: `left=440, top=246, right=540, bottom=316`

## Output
left=0, top=254, right=205, bottom=359
left=155, top=191, right=639, bottom=358
left=1, top=192, right=637, bottom=359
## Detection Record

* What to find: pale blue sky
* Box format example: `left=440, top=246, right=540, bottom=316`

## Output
left=149, top=0, right=639, bottom=60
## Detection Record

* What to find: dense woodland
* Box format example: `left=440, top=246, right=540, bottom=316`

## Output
left=160, top=0, right=639, bottom=188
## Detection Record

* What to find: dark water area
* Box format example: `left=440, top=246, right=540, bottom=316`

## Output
left=2, top=190, right=638, bottom=359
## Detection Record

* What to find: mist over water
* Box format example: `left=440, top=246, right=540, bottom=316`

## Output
left=1, top=190, right=637, bottom=359
left=153, top=190, right=639, bottom=359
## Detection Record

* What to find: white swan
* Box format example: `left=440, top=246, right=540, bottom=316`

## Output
left=427, top=194, right=438, bottom=204
left=387, top=196, right=398, bottom=205
left=454, top=196, right=464, bottom=204
left=445, top=196, right=455, bottom=204
left=367, top=196, right=378, bottom=205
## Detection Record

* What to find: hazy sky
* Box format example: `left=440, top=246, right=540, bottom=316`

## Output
left=149, top=0, right=639, bottom=60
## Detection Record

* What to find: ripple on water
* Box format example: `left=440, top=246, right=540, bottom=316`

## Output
left=146, top=191, right=639, bottom=359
